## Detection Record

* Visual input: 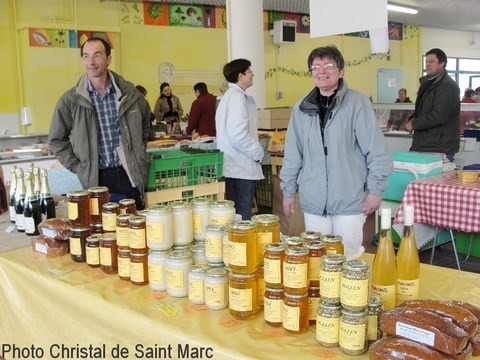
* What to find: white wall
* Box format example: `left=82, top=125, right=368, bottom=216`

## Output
left=423, top=28, right=480, bottom=58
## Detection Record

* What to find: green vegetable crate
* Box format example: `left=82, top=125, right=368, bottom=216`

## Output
left=147, top=148, right=224, bottom=192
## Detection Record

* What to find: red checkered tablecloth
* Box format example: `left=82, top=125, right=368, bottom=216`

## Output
left=394, top=171, right=480, bottom=233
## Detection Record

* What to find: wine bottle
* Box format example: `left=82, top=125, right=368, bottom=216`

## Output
left=39, top=169, right=56, bottom=220
left=14, top=168, right=26, bottom=232
left=396, top=204, right=420, bottom=304
left=371, top=207, right=397, bottom=310
left=0, top=167, right=7, bottom=215
left=33, top=167, right=41, bottom=200
left=8, top=166, right=17, bottom=223
left=23, top=172, right=41, bottom=236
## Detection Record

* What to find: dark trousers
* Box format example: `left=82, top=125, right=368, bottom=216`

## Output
left=99, top=166, right=145, bottom=210
left=225, top=178, right=256, bottom=220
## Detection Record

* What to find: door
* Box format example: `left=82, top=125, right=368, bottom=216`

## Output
left=377, top=68, right=402, bottom=103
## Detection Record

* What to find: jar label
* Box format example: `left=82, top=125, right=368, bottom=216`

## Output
left=129, top=228, right=146, bottom=249
left=68, top=202, right=78, bottom=220
left=205, top=235, right=222, bottom=258
left=264, top=298, right=282, bottom=323
left=320, top=270, right=341, bottom=297
left=339, top=322, right=366, bottom=351
left=86, top=247, right=100, bottom=265
left=340, top=278, right=369, bottom=307
left=228, top=241, right=247, bottom=266
left=316, top=316, right=340, bottom=343
left=396, top=278, right=420, bottom=304
left=90, top=198, right=99, bottom=215
left=166, top=268, right=184, bottom=290
left=264, top=258, right=281, bottom=284
left=283, top=304, right=300, bottom=331
left=148, top=263, right=164, bottom=285
left=210, top=215, right=228, bottom=226
left=308, top=296, right=320, bottom=321
left=371, top=284, right=396, bottom=309
left=193, top=214, right=202, bottom=234
left=205, top=283, right=226, bottom=307
left=308, top=257, right=321, bottom=281
left=188, top=278, right=205, bottom=302
left=130, top=262, right=145, bottom=282
left=367, top=315, right=378, bottom=341
left=147, top=222, right=164, bottom=243
left=229, top=287, right=253, bottom=311
left=100, top=247, right=112, bottom=266
left=118, top=257, right=130, bottom=278
left=116, top=227, right=130, bottom=247
left=69, top=237, right=82, bottom=256
left=102, top=213, right=117, bottom=231
left=283, top=263, right=308, bottom=288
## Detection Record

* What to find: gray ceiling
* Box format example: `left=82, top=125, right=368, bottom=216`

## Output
left=140, top=0, right=480, bottom=32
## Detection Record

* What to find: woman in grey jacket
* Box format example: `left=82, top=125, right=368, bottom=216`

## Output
left=280, top=46, right=392, bottom=259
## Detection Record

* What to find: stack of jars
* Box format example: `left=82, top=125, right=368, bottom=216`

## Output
left=67, top=190, right=92, bottom=264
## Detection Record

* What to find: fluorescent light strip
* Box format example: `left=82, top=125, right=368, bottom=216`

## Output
left=387, top=4, right=418, bottom=14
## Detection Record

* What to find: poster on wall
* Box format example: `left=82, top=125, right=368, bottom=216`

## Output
left=143, top=2, right=169, bottom=26
left=77, top=32, right=115, bottom=49
left=168, top=4, right=204, bottom=27
left=29, top=29, right=76, bottom=48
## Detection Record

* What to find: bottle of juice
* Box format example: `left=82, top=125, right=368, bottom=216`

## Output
left=396, top=204, right=420, bottom=305
left=371, top=208, right=396, bottom=309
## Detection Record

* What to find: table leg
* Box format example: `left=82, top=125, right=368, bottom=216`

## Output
left=430, top=227, right=461, bottom=271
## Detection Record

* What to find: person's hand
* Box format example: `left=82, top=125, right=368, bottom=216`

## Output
left=192, top=132, right=199, bottom=140
left=283, top=197, right=295, bottom=217
left=405, top=118, right=414, bottom=133
left=362, top=194, right=382, bottom=215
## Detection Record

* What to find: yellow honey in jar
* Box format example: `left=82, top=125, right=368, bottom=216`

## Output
left=251, top=214, right=280, bottom=265
left=229, top=272, right=258, bottom=320
left=283, top=246, right=309, bottom=295
left=227, top=220, right=258, bottom=274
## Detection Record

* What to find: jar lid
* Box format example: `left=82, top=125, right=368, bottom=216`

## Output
left=69, top=226, right=92, bottom=232
left=118, top=248, right=131, bottom=254
left=300, top=231, right=323, bottom=241
left=228, top=220, right=256, bottom=231
left=341, top=308, right=367, bottom=316
left=88, top=186, right=109, bottom=194
left=265, top=242, right=285, bottom=252
left=211, top=200, right=234, bottom=208
left=119, top=198, right=136, bottom=206
left=117, top=214, right=133, bottom=221
left=67, top=190, right=90, bottom=198
left=285, top=246, right=309, bottom=256
left=343, top=259, right=369, bottom=272
left=205, top=223, right=226, bottom=232
left=167, top=249, right=192, bottom=260
left=323, top=234, right=343, bottom=243
left=251, top=214, right=280, bottom=224
left=129, top=215, right=146, bottom=224
left=206, top=268, right=228, bottom=277
left=103, top=202, right=119, bottom=210
left=148, top=249, right=170, bottom=255
left=192, top=198, right=211, bottom=207
left=86, top=234, right=103, bottom=242
left=170, top=200, right=191, bottom=209
left=319, top=301, right=342, bottom=310
left=285, top=291, right=308, bottom=299
left=323, top=254, right=347, bottom=265
left=148, top=204, right=172, bottom=214
left=229, top=272, right=257, bottom=279
left=265, top=287, right=285, bottom=293
left=191, top=264, right=209, bottom=273
left=207, top=262, right=226, bottom=268
left=284, top=236, right=304, bottom=247
left=189, top=244, right=206, bottom=253
left=101, top=232, right=117, bottom=241
left=305, top=240, right=326, bottom=250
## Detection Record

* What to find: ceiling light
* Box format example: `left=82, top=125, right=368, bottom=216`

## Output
left=387, top=4, right=418, bottom=15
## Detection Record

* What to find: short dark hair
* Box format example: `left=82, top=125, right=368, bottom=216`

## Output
left=194, top=82, right=208, bottom=94
left=426, top=48, right=448, bottom=67
left=160, top=82, right=170, bottom=92
left=80, top=37, right=111, bottom=57
left=307, top=46, right=345, bottom=71
left=223, top=59, right=251, bottom=83
left=135, top=85, right=147, bottom=96
left=465, top=89, right=475, bottom=98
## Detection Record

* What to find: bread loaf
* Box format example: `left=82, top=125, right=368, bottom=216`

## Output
left=38, top=217, right=70, bottom=241
left=369, top=337, right=452, bottom=359
left=380, top=307, right=469, bottom=355
left=31, top=235, right=69, bottom=257
left=448, top=301, right=480, bottom=356
left=398, top=300, right=479, bottom=337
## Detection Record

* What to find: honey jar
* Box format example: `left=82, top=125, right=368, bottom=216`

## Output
left=88, top=186, right=109, bottom=225
left=119, top=198, right=136, bottom=215
left=86, top=234, right=102, bottom=268
left=308, top=286, right=320, bottom=324
left=146, top=205, right=173, bottom=251
left=305, top=239, right=326, bottom=287
left=188, top=265, right=208, bottom=305
left=99, top=233, right=118, bottom=274
left=283, top=246, right=309, bottom=294
left=227, top=220, right=258, bottom=274
left=323, top=234, right=344, bottom=255
left=229, top=272, right=258, bottom=320
left=300, top=231, right=323, bottom=242
left=204, top=224, right=226, bottom=264
left=129, top=215, right=147, bottom=253
left=148, top=250, right=169, bottom=291
left=251, top=214, right=280, bottom=265
left=209, top=200, right=236, bottom=226
left=116, top=214, right=133, bottom=249
left=284, top=236, right=304, bottom=248
left=165, top=249, right=193, bottom=297
left=118, top=248, right=131, bottom=280
left=263, top=242, right=285, bottom=289
left=204, top=268, right=229, bottom=310
left=283, top=291, right=309, bottom=334
left=264, top=287, right=285, bottom=327
left=67, top=190, right=90, bottom=228
left=130, top=251, right=148, bottom=285
left=102, top=202, right=119, bottom=232
left=69, top=227, right=91, bottom=262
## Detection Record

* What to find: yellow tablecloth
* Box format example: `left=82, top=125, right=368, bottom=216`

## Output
left=1, top=232, right=480, bottom=359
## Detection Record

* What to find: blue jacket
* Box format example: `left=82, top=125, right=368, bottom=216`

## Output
left=280, top=80, right=392, bottom=215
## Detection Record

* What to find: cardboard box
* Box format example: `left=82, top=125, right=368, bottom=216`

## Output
left=258, top=107, right=292, bottom=129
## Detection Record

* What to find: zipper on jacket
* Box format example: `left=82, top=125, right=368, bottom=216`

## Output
left=320, top=111, right=333, bottom=217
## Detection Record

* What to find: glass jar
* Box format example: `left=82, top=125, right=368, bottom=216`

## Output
left=340, top=260, right=370, bottom=312
left=227, top=220, right=258, bottom=274
left=146, top=205, right=173, bottom=251
left=319, top=254, right=346, bottom=305
left=300, top=231, right=323, bottom=242
left=308, top=286, right=320, bottom=325
left=99, top=233, right=118, bottom=274
left=148, top=250, right=169, bottom=291
left=204, top=268, right=229, bottom=310
left=264, top=287, right=285, bottom=327
left=283, top=291, right=309, bottom=334
left=222, top=232, right=230, bottom=267
left=367, top=296, right=384, bottom=346
left=204, top=224, right=226, bottom=263
left=117, top=248, right=131, bottom=281
left=86, top=234, right=102, bottom=268
left=129, top=215, right=147, bottom=253
left=251, top=214, right=280, bottom=265
left=189, top=243, right=208, bottom=265
left=188, top=264, right=209, bottom=305
left=67, top=190, right=90, bottom=228
left=209, top=200, right=236, bottom=226
left=165, top=249, right=193, bottom=297
left=102, top=202, right=119, bottom=232
left=69, top=227, right=91, bottom=263
left=306, top=239, right=326, bottom=287
left=316, top=303, right=342, bottom=347
left=283, top=246, right=309, bottom=295
left=119, top=198, right=136, bottom=215
left=257, top=265, right=265, bottom=308
left=263, top=243, right=285, bottom=289
left=284, top=236, right=304, bottom=248
left=90, top=223, right=103, bottom=234
left=130, top=251, right=149, bottom=285
left=229, top=272, right=258, bottom=320
left=323, top=234, right=345, bottom=255
left=171, top=201, right=193, bottom=247
left=339, top=309, right=368, bottom=356
left=116, top=214, right=133, bottom=249
left=88, top=186, right=109, bottom=225
left=192, top=198, right=210, bottom=241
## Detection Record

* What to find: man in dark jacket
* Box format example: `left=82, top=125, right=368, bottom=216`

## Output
left=185, top=82, right=217, bottom=137
left=405, top=48, right=460, bottom=162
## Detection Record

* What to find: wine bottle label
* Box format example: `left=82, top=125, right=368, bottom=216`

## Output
left=396, top=278, right=420, bottom=304
left=371, top=284, right=396, bottom=309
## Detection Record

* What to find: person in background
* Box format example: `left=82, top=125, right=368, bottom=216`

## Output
left=136, top=85, right=156, bottom=128
left=460, top=88, right=480, bottom=135
left=387, top=88, right=413, bottom=131
left=462, top=88, right=477, bottom=103
left=186, top=82, right=217, bottom=138
left=215, top=59, right=264, bottom=220
left=405, top=48, right=460, bottom=162
left=153, top=82, right=184, bottom=134
left=279, top=46, right=392, bottom=260
left=48, top=37, right=151, bottom=210
left=474, top=87, right=480, bottom=102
